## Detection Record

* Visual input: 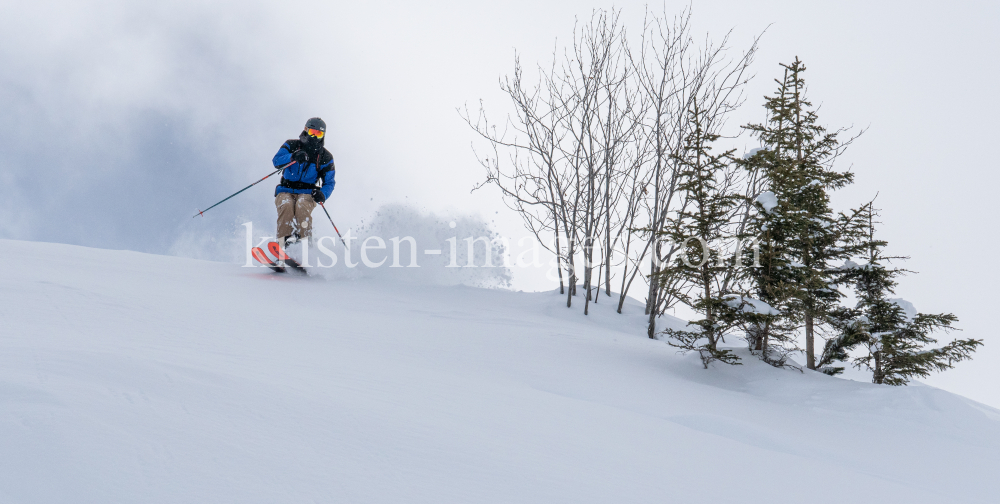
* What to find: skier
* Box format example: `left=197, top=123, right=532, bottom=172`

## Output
left=271, top=117, right=336, bottom=247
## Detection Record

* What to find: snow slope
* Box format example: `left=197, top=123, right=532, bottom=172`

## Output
left=1, top=239, right=998, bottom=503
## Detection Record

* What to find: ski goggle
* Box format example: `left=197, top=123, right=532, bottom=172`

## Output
left=306, top=128, right=325, bottom=139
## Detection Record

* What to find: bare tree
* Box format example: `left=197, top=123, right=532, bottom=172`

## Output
left=463, top=53, right=570, bottom=293
left=632, top=7, right=759, bottom=337
left=552, top=10, right=633, bottom=314
left=465, top=7, right=758, bottom=324
left=465, top=9, right=634, bottom=312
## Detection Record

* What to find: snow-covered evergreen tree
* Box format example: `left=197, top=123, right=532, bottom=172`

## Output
left=738, top=164, right=801, bottom=366
left=823, top=206, right=982, bottom=385
left=656, top=106, right=743, bottom=367
left=742, top=58, right=861, bottom=369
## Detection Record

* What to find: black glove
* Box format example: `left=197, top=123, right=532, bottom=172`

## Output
left=292, top=150, right=309, bottom=164
left=312, top=188, right=326, bottom=204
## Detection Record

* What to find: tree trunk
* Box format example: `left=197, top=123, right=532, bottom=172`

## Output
left=646, top=293, right=657, bottom=339
left=873, top=351, right=883, bottom=384
left=553, top=212, right=565, bottom=295
left=566, top=238, right=576, bottom=307
left=761, top=321, right=771, bottom=355
left=805, top=313, right=815, bottom=369
left=703, top=269, right=715, bottom=351
left=646, top=260, right=658, bottom=339
left=584, top=239, right=593, bottom=315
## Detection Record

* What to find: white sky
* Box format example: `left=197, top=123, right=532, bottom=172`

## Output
left=1, top=0, right=998, bottom=406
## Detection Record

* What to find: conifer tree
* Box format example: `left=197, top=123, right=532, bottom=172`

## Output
left=657, top=105, right=743, bottom=367
left=739, top=156, right=801, bottom=366
left=823, top=206, right=982, bottom=385
left=742, top=58, right=861, bottom=369
left=817, top=201, right=880, bottom=375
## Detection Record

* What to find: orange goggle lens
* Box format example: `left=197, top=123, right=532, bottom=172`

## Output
left=306, top=128, right=325, bottom=139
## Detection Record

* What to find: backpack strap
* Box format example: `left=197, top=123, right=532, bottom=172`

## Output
left=316, top=151, right=335, bottom=182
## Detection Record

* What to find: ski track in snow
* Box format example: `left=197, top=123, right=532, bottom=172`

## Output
left=0, top=239, right=998, bottom=503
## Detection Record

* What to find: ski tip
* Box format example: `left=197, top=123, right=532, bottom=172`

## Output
left=267, top=241, right=291, bottom=261
left=251, top=247, right=272, bottom=264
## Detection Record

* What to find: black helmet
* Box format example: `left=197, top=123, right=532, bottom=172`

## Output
left=304, top=117, right=326, bottom=133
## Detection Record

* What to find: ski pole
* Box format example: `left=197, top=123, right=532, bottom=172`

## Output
left=318, top=202, right=349, bottom=248
left=193, top=162, right=295, bottom=218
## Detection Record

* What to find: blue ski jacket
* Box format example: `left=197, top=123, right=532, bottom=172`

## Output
left=272, top=138, right=336, bottom=199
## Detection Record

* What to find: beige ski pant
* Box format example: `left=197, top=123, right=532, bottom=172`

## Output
left=275, top=192, right=317, bottom=240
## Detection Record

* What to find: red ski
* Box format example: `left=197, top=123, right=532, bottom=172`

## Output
left=251, top=247, right=286, bottom=273
left=267, top=242, right=308, bottom=274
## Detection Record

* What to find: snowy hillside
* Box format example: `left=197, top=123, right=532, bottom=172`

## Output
left=2, top=239, right=998, bottom=503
